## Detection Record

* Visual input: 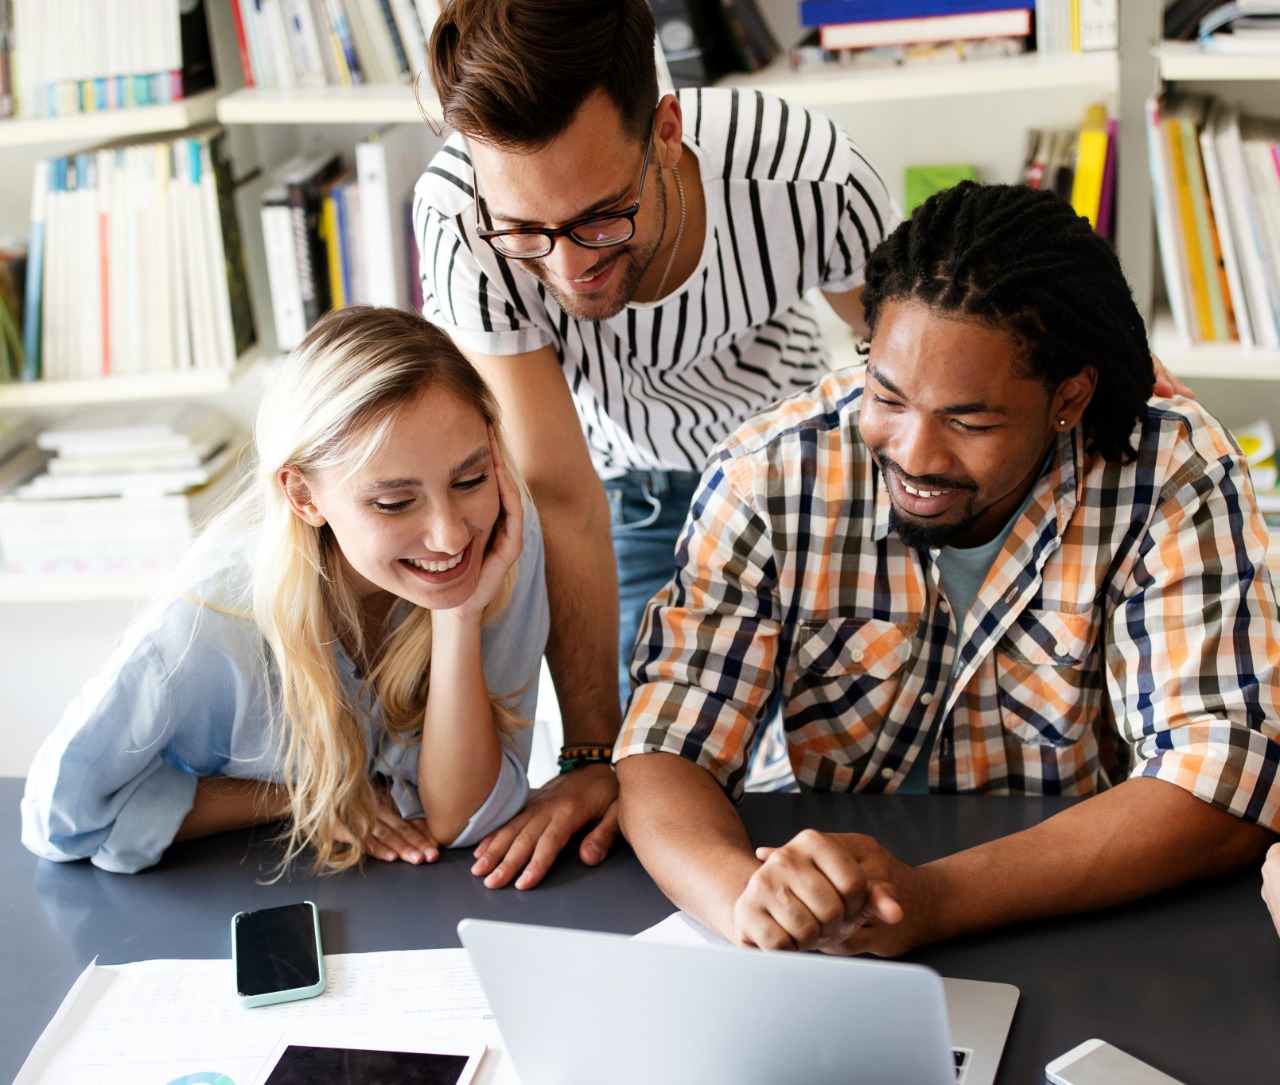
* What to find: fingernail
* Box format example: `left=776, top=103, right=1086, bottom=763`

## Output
left=409, top=851, right=423, bottom=864
left=582, top=843, right=602, bottom=863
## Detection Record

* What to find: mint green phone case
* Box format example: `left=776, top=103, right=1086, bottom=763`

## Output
left=231, top=900, right=326, bottom=1009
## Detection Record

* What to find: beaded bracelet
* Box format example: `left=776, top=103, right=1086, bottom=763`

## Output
left=556, top=744, right=615, bottom=774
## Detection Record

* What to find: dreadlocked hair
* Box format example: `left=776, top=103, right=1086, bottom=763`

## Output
left=862, top=181, right=1153, bottom=463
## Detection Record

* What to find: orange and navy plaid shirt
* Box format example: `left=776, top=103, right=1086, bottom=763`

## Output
left=616, top=366, right=1280, bottom=830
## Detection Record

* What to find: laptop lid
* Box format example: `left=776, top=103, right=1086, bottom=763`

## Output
left=458, top=918, right=1017, bottom=1085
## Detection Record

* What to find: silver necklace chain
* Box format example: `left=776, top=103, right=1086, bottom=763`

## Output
left=654, top=162, right=686, bottom=299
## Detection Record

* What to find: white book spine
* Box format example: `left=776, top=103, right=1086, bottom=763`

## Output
left=261, top=200, right=307, bottom=350
left=1199, top=121, right=1252, bottom=349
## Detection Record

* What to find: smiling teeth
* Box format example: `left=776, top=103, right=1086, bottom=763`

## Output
left=902, top=481, right=950, bottom=498
left=407, top=553, right=463, bottom=573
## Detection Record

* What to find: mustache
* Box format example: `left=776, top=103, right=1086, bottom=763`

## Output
left=535, top=248, right=626, bottom=282
left=876, top=453, right=978, bottom=494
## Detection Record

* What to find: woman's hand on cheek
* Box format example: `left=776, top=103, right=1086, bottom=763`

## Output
left=446, top=428, right=524, bottom=626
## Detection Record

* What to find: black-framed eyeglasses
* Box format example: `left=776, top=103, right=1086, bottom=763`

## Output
left=474, top=132, right=655, bottom=260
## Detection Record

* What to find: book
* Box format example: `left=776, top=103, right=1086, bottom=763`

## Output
left=1199, top=2, right=1280, bottom=50
left=1201, top=109, right=1254, bottom=348
left=799, top=0, right=1020, bottom=25
left=36, top=403, right=235, bottom=453
left=18, top=439, right=240, bottom=499
left=719, top=0, right=779, bottom=72
left=0, top=241, right=24, bottom=382
left=1211, top=107, right=1280, bottom=347
left=1094, top=117, right=1118, bottom=241
left=818, top=7, right=1032, bottom=50
left=1145, top=96, right=1195, bottom=345
left=904, top=164, right=978, bottom=213
left=1164, top=106, right=1215, bottom=341
left=1069, top=105, right=1110, bottom=230
left=356, top=124, right=431, bottom=309
left=21, top=158, right=48, bottom=381
left=345, top=0, right=404, bottom=84
left=283, top=150, right=343, bottom=332
left=261, top=177, right=308, bottom=351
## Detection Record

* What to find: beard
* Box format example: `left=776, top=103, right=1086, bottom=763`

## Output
left=878, top=452, right=982, bottom=550
left=519, top=163, right=670, bottom=323
left=888, top=507, right=984, bottom=551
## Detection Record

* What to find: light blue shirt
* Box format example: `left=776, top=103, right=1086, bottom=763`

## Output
left=21, top=505, right=549, bottom=873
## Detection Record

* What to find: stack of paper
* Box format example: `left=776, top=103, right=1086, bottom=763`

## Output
left=0, top=403, right=243, bottom=577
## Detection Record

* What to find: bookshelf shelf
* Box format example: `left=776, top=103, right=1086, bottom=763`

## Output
left=0, top=572, right=160, bottom=603
left=1154, top=314, right=1280, bottom=382
left=1156, top=42, right=1280, bottom=83
left=0, top=349, right=260, bottom=410
left=0, top=90, right=221, bottom=149
left=718, top=50, right=1118, bottom=107
left=216, top=83, right=438, bottom=125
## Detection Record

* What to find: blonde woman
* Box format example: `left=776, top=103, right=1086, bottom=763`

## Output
left=22, top=306, right=548, bottom=874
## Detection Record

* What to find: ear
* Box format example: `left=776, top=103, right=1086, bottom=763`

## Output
left=1051, top=366, right=1098, bottom=432
left=653, top=93, right=684, bottom=171
left=279, top=466, right=327, bottom=527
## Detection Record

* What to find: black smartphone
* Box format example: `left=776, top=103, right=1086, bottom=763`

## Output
left=231, top=900, right=326, bottom=1008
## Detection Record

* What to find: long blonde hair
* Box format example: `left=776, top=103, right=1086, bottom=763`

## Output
left=208, top=306, right=526, bottom=872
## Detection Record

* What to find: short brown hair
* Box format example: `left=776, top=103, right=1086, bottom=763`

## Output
left=428, top=0, right=658, bottom=149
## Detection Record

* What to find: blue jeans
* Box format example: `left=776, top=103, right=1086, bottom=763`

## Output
left=605, top=468, right=703, bottom=710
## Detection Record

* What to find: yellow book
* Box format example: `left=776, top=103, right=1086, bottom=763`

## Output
left=1070, top=105, right=1109, bottom=228
left=1165, top=117, right=1213, bottom=342
left=321, top=191, right=344, bottom=310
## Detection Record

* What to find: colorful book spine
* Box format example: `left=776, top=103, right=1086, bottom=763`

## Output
left=799, top=0, right=1017, bottom=26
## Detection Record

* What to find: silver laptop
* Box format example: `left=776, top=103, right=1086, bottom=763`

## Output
left=458, top=918, right=1018, bottom=1085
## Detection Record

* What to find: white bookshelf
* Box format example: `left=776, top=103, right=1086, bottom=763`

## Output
left=0, top=348, right=261, bottom=410
left=1156, top=42, right=1280, bottom=83
left=1153, top=315, right=1280, bottom=382
left=719, top=49, right=1118, bottom=107
left=216, top=83, right=434, bottom=125
left=0, top=89, right=221, bottom=148
left=0, top=572, right=160, bottom=603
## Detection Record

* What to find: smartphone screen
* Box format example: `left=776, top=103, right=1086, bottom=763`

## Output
left=234, top=902, right=322, bottom=998
left=1051, top=1042, right=1184, bottom=1085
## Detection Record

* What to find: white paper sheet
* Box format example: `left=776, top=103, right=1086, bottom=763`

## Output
left=633, top=910, right=729, bottom=947
left=14, top=949, right=520, bottom=1085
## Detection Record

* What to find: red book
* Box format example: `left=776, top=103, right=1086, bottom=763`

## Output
left=229, top=0, right=256, bottom=87
left=819, top=8, right=1031, bottom=50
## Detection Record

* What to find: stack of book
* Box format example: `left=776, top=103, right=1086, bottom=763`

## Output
left=790, top=0, right=1117, bottom=72
left=0, top=404, right=242, bottom=578
left=2, top=0, right=215, bottom=121
left=21, top=124, right=255, bottom=383
left=1022, top=103, right=1117, bottom=240
left=1146, top=93, right=1280, bottom=348
left=261, top=123, right=430, bottom=351
left=230, top=0, right=442, bottom=88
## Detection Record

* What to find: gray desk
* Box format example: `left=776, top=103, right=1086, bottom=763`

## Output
left=4, top=778, right=1277, bottom=1083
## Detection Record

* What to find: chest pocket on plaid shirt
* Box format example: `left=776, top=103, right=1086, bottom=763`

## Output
left=794, top=619, right=914, bottom=765
left=995, top=609, right=1100, bottom=747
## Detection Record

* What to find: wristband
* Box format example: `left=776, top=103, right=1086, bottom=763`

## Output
left=556, top=744, right=614, bottom=774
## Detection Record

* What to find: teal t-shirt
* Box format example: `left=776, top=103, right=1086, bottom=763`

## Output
left=898, top=465, right=1047, bottom=792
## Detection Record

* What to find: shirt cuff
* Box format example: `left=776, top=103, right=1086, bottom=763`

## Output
left=92, top=764, right=200, bottom=874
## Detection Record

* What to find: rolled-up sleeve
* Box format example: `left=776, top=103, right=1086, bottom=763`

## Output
left=616, top=456, right=781, bottom=802
left=21, top=599, right=272, bottom=873
left=1110, top=432, right=1280, bottom=831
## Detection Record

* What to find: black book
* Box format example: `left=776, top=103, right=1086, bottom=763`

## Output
left=282, top=152, right=343, bottom=332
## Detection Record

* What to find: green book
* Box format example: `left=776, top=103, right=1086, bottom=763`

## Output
left=904, top=165, right=979, bottom=214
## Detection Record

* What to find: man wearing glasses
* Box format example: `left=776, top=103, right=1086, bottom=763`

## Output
left=413, top=0, right=897, bottom=890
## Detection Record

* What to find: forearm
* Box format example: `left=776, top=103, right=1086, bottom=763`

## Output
left=175, top=777, right=290, bottom=842
left=617, top=752, right=760, bottom=936
left=538, top=479, right=624, bottom=747
left=917, top=777, right=1275, bottom=945
left=420, top=614, right=503, bottom=845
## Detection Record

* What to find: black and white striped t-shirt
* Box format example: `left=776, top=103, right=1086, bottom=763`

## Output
left=413, top=87, right=899, bottom=474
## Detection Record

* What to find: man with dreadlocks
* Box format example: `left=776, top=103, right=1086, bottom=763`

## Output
left=614, top=181, right=1280, bottom=957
